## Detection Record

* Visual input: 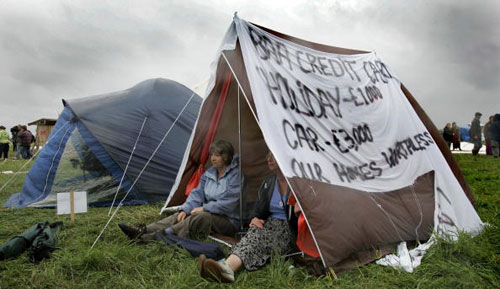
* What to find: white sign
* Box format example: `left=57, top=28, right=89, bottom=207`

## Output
left=234, top=18, right=438, bottom=192
left=57, top=191, right=88, bottom=215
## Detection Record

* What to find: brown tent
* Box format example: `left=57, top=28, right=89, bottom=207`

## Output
left=164, top=16, right=478, bottom=272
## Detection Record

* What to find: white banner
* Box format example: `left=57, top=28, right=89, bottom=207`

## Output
left=234, top=18, right=439, bottom=192
left=219, top=16, right=483, bottom=271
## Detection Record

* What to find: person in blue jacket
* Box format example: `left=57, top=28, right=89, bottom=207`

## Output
left=118, top=140, right=242, bottom=240
left=199, top=152, right=298, bottom=283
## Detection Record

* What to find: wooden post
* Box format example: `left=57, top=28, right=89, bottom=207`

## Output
left=70, top=191, right=75, bottom=222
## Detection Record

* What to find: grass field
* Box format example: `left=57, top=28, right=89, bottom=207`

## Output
left=1, top=154, right=499, bottom=288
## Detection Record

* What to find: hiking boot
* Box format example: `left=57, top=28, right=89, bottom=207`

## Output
left=200, top=256, right=234, bottom=283
left=118, top=223, right=147, bottom=240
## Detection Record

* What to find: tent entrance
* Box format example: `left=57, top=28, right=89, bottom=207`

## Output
left=29, top=126, right=143, bottom=207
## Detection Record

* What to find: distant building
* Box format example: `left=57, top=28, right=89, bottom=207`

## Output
left=28, top=118, right=57, bottom=149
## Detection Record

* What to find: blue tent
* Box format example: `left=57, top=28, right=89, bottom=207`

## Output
left=5, top=79, right=202, bottom=208
left=459, top=126, right=470, bottom=142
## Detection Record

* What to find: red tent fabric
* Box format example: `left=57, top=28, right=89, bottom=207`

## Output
left=288, top=194, right=320, bottom=258
left=184, top=71, right=232, bottom=196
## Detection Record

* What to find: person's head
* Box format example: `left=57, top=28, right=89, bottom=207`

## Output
left=446, top=123, right=451, bottom=128
left=209, top=140, right=234, bottom=168
left=452, top=122, right=456, bottom=127
left=475, top=112, right=482, bottom=120
left=266, top=152, right=280, bottom=174
left=489, top=115, right=495, bottom=122
left=0, top=125, right=5, bottom=130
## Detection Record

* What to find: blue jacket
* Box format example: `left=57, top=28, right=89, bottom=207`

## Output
left=179, top=154, right=242, bottom=228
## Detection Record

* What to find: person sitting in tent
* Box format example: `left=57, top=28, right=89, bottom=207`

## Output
left=198, top=152, right=298, bottom=283
left=118, top=139, right=242, bottom=241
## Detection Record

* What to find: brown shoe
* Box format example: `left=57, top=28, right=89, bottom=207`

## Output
left=202, top=258, right=235, bottom=283
left=118, top=223, right=147, bottom=240
left=198, top=254, right=208, bottom=279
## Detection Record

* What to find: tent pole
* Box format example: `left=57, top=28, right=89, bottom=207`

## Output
left=221, top=51, right=328, bottom=269
left=221, top=52, right=260, bottom=125
left=237, top=86, right=244, bottom=232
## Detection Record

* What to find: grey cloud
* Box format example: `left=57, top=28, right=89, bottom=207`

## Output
left=0, top=0, right=498, bottom=131
left=1, top=4, right=186, bottom=92
left=430, top=2, right=500, bottom=89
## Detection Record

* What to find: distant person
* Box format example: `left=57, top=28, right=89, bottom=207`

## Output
left=0, top=126, right=9, bottom=160
left=10, top=125, right=19, bottom=155
left=469, top=112, right=482, bottom=157
left=483, top=116, right=494, bottom=156
left=18, top=125, right=33, bottom=159
left=451, top=122, right=461, bottom=151
left=442, top=123, right=453, bottom=149
left=490, top=114, right=500, bottom=158
left=15, top=125, right=23, bottom=159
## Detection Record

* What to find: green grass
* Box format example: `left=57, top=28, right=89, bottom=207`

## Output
left=1, top=154, right=499, bottom=288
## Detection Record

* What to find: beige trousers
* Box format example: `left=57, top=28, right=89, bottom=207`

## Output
left=146, top=211, right=236, bottom=239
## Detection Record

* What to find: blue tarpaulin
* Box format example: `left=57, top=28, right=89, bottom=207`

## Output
left=459, top=126, right=470, bottom=142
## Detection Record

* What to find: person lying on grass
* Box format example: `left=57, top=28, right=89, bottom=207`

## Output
left=118, top=139, right=242, bottom=241
left=198, top=152, right=299, bottom=283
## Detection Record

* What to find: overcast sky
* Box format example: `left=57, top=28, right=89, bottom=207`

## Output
left=1, top=0, right=499, bottom=134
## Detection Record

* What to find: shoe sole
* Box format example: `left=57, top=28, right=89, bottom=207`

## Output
left=198, top=254, right=208, bottom=279
left=204, top=259, right=233, bottom=283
